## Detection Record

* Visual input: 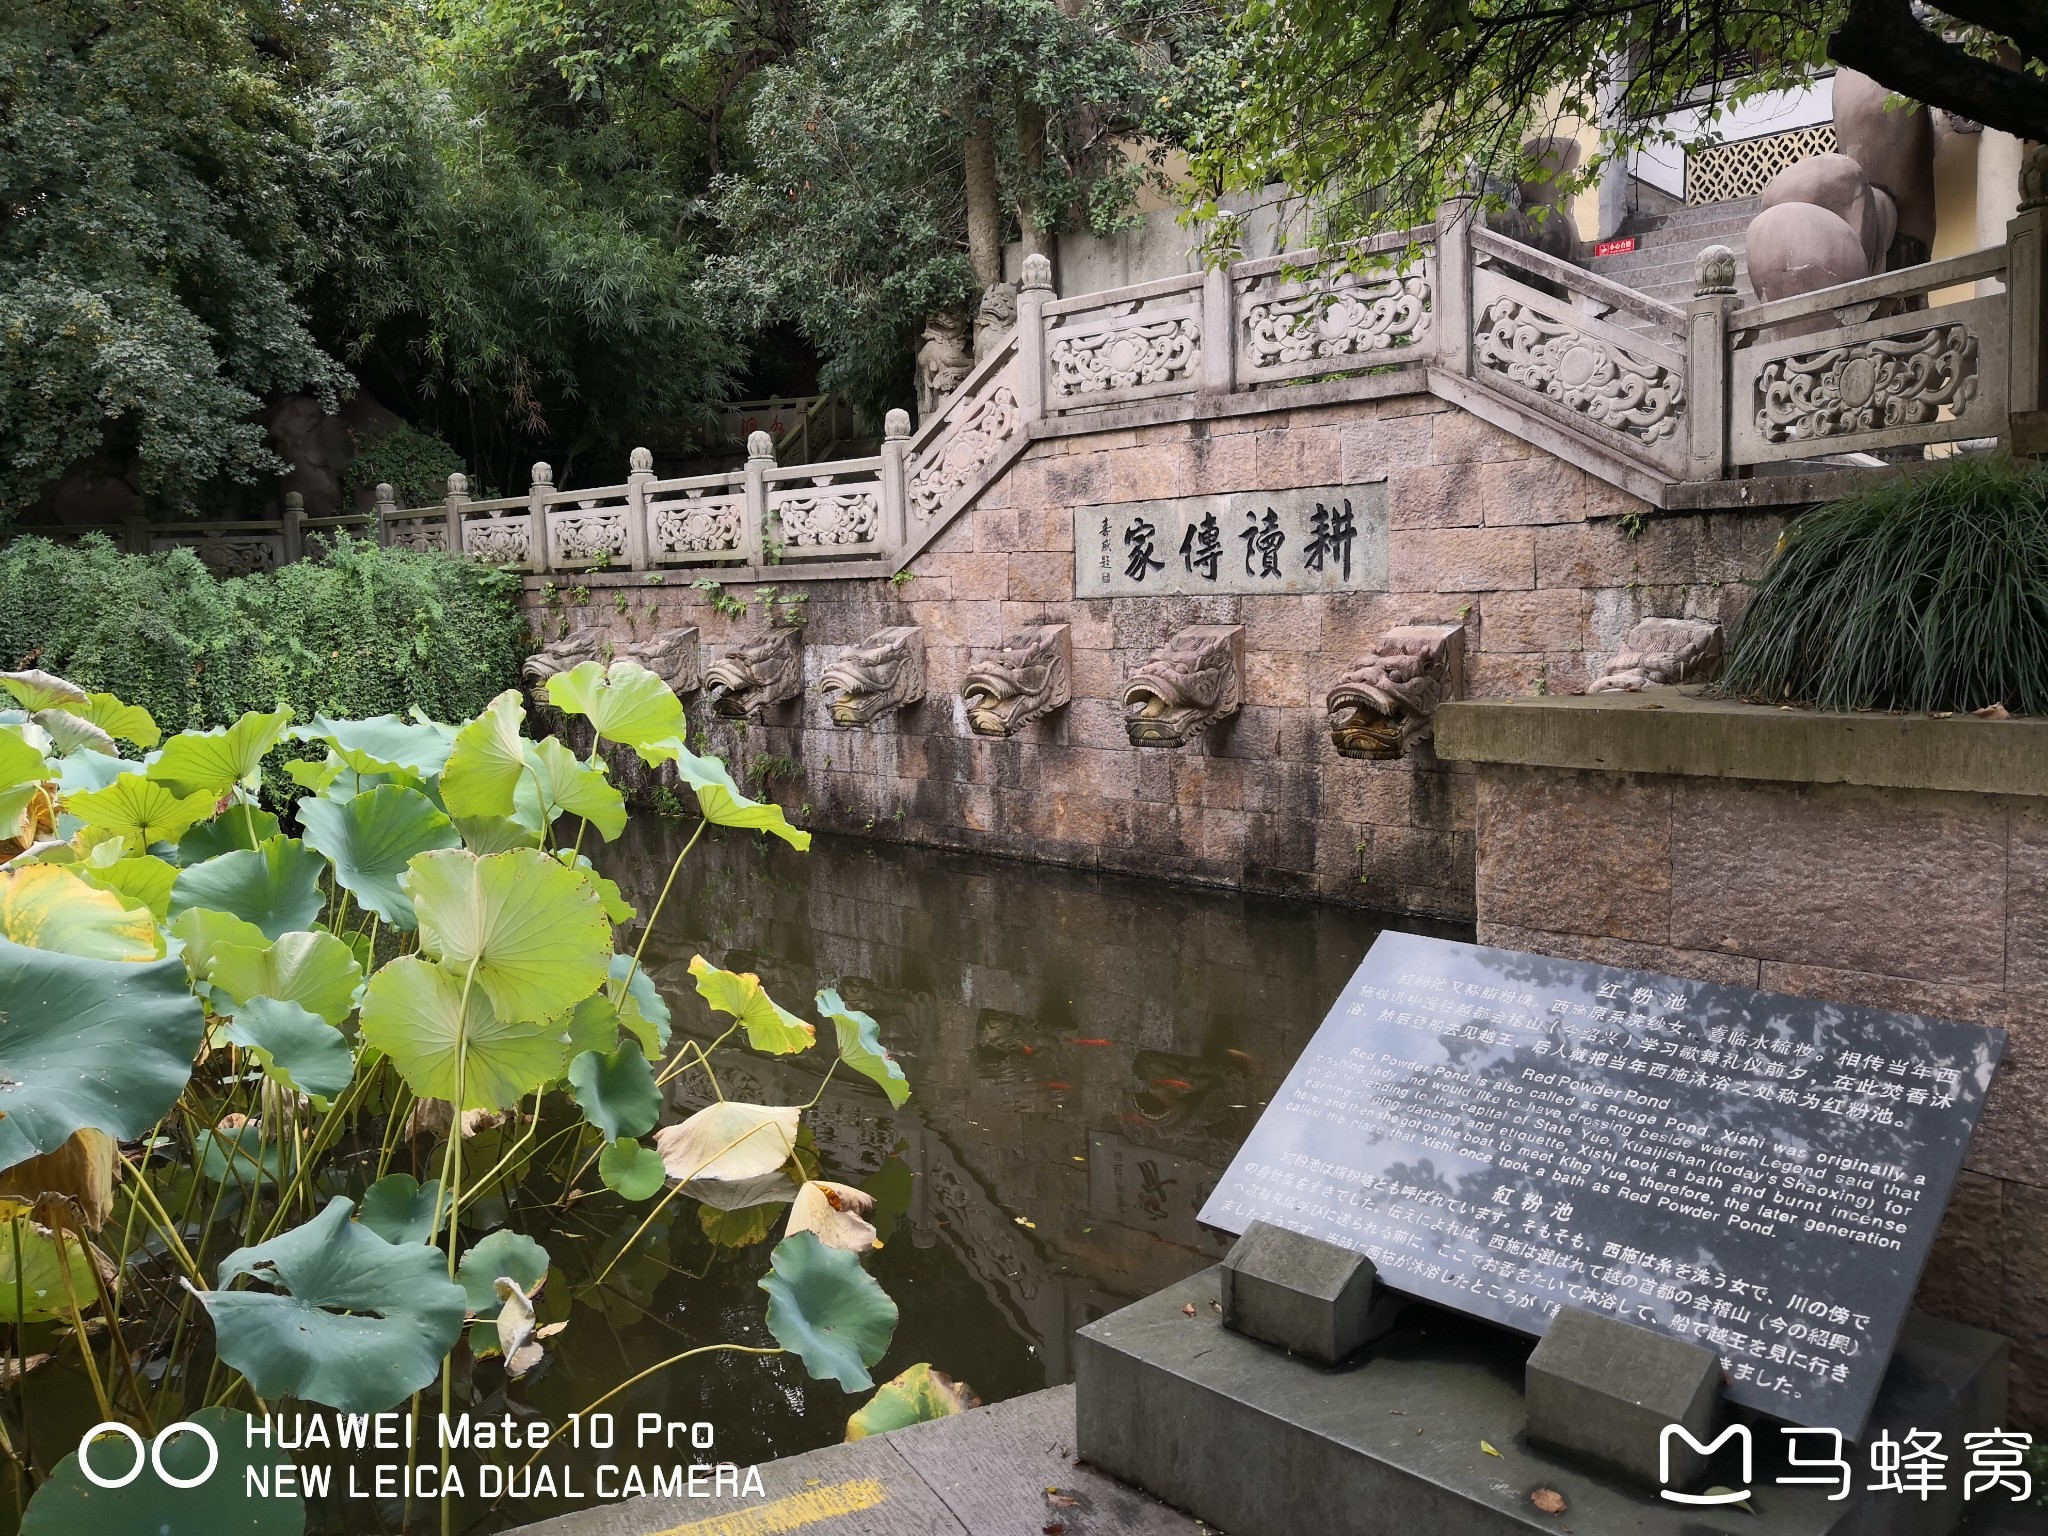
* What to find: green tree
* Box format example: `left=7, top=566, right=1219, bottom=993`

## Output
left=0, top=0, right=351, bottom=516
left=1189, top=2, right=2048, bottom=251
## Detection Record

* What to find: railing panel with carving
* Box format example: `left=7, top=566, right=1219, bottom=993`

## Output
left=149, top=523, right=286, bottom=576
left=543, top=490, right=633, bottom=570
left=766, top=457, right=885, bottom=557
left=1041, top=272, right=1204, bottom=412
left=646, top=472, right=748, bottom=567
left=457, top=497, right=539, bottom=567
left=1232, top=234, right=1440, bottom=386
left=384, top=515, right=452, bottom=554
left=1468, top=265, right=1690, bottom=475
left=907, top=338, right=1025, bottom=527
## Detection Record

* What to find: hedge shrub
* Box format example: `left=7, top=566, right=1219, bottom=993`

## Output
left=0, top=534, right=528, bottom=791
left=1720, top=454, right=2048, bottom=716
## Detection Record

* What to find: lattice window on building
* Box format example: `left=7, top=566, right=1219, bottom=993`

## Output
left=1687, top=124, right=1836, bottom=204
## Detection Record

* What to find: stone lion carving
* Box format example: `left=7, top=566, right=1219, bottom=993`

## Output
left=974, top=281, right=1018, bottom=363
left=616, top=626, right=701, bottom=695
left=960, top=624, right=1072, bottom=738
left=1325, top=623, right=1467, bottom=760
left=706, top=629, right=804, bottom=718
left=522, top=630, right=605, bottom=684
left=820, top=626, right=926, bottom=726
left=1122, top=624, right=1244, bottom=748
left=917, top=314, right=974, bottom=420
left=1587, top=618, right=1723, bottom=693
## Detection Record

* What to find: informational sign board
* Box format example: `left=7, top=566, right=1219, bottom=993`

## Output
left=1199, top=933, right=2006, bottom=1434
left=1074, top=485, right=1389, bottom=598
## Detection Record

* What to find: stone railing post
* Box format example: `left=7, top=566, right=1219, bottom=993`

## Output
left=1435, top=195, right=1478, bottom=377
left=743, top=430, right=775, bottom=567
left=1017, top=253, right=1053, bottom=422
left=527, top=462, right=555, bottom=574
left=2006, top=146, right=2048, bottom=437
left=281, top=491, right=306, bottom=562
left=1686, top=245, right=1738, bottom=482
left=443, top=472, right=470, bottom=559
left=625, top=447, right=654, bottom=571
left=880, top=408, right=911, bottom=556
left=124, top=515, right=149, bottom=556
left=1200, top=263, right=1236, bottom=396
left=373, top=483, right=397, bottom=547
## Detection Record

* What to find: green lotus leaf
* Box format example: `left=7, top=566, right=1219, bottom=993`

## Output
left=0, top=864, right=160, bottom=961
left=642, top=737, right=810, bottom=849
left=56, top=747, right=140, bottom=796
left=406, top=847, right=612, bottom=1023
left=599, top=1140, right=666, bottom=1201
left=285, top=752, right=347, bottom=794
left=817, top=988, right=910, bottom=1107
left=197, top=1196, right=468, bottom=1414
left=545, top=659, right=685, bottom=750
left=73, top=692, right=160, bottom=749
left=169, top=837, right=324, bottom=939
left=223, top=997, right=354, bottom=1105
left=208, top=930, right=363, bottom=1026
left=758, top=1230, right=898, bottom=1392
left=440, top=691, right=527, bottom=821
left=456, top=1229, right=550, bottom=1317
left=698, top=1200, right=782, bottom=1248
left=0, top=940, right=205, bottom=1169
left=0, top=1212, right=94, bottom=1321
left=34, top=707, right=114, bottom=757
left=0, top=724, right=47, bottom=787
left=358, top=956, right=567, bottom=1110
left=689, top=955, right=814, bottom=1055
left=166, top=906, right=269, bottom=991
left=567, top=1040, right=660, bottom=1142
left=299, top=784, right=460, bottom=929
left=0, top=670, right=87, bottom=712
left=20, top=1407, right=301, bottom=1536
left=79, top=850, right=178, bottom=921
left=357, top=1173, right=443, bottom=1245
left=554, top=852, right=634, bottom=922
left=452, top=814, right=543, bottom=853
left=147, top=708, right=293, bottom=797
left=290, top=713, right=455, bottom=780
left=177, top=807, right=282, bottom=864
left=562, top=991, right=625, bottom=1059
left=516, top=738, right=627, bottom=841
left=846, top=1363, right=979, bottom=1441
left=68, top=774, right=217, bottom=851
left=613, top=952, right=671, bottom=1052
left=198, top=1123, right=284, bottom=1186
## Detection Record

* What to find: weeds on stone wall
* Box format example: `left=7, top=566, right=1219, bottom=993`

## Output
left=1719, top=454, right=2048, bottom=716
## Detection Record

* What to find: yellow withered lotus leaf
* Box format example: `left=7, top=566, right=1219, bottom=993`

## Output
left=654, top=1102, right=800, bottom=1184
left=0, top=865, right=159, bottom=961
left=0, top=1129, right=118, bottom=1232
left=785, top=1180, right=878, bottom=1254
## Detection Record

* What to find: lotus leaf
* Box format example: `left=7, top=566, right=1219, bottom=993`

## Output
left=167, top=906, right=270, bottom=989
left=642, top=738, right=810, bottom=849
left=817, top=988, right=910, bottom=1107
left=0, top=940, right=205, bottom=1168
left=68, top=774, right=217, bottom=851
left=452, top=814, right=543, bottom=853
left=55, top=747, right=140, bottom=796
left=786, top=1180, right=879, bottom=1254
left=612, top=952, right=671, bottom=1051
left=356, top=1173, right=443, bottom=1245
left=72, top=692, right=160, bottom=749
left=0, top=864, right=159, bottom=960
left=545, top=660, right=685, bottom=751
left=0, top=670, right=87, bottom=712
left=147, top=709, right=292, bottom=799
left=598, top=1140, right=666, bottom=1201
left=358, top=956, right=568, bottom=1110
left=698, top=1200, right=781, bottom=1247
left=689, top=956, right=815, bottom=1055
left=34, top=708, right=114, bottom=757
left=440, top=691, right=527, bottom=820
left=291, top=713, right=455, bottom=780
left=298, top=784, right=460, bottom=928
left=196, top=1197, right=467, bottom=1413
left=169, top=837, right=324, bottom=939
left=567, top=1040, right=660, bottom=1142
left=198, top=1124, right=283, bottom=1186
left=516, top=738, right=627, bottom=841
left=654, top=1101, right=799, bottom=1184
left=177, top=807, right=282, bottom=863
left=208, top=930, right=363, bottom=1026
left=758, top=1231, right=897, bottom=1392
left=405, top=847, right=612, bottom=1022
left=0, top=1211, right=94, bottom=1321
left=20, top=1407, right=300, bottom=1535
left=0, top=1129, right=117, bottom=1231
left=457, top=1229, right=549, bottom=1317
left=845, top=1363, right=979, bottom=1441
left=79, top=850, right=178, bottom=920
left=223, top=997, right=354, bottom=1104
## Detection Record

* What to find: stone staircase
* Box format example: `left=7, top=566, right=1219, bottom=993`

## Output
left=1581, top=192, right=1759, bottom=312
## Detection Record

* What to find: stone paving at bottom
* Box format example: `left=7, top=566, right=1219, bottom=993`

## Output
left=505, top=1384, right=1205, bottom=1536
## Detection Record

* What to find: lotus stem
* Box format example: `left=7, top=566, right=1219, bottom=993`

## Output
left=613, top=817, right=705, bottom=1005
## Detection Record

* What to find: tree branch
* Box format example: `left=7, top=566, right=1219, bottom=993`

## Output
left=1932, top=0, right=2048, bottom=71
left=1831, top=0, right=2048, bottom=142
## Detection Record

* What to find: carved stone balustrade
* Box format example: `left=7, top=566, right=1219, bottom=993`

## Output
left=707, top=629, right=804, bottom=718
left=1122, top=625, right=1245, bottom=748
left=1586, top=618, right=1723, bottom=693
left=961, top=625, right=1072, bottom=738
left=1325, top=624, right=1467, bottom=760
left=820, top=627, right=926, bottom=726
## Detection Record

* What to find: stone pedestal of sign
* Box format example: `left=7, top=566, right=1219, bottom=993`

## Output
left=1075, top=1275, right=2009, bottom=1536
left=1219, top=1220, right=1405, bottom=1366
left=1523, top=1307, right=1721, bottom=1489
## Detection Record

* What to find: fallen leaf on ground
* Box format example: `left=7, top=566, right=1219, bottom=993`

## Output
left=1973, top=703, right=2012, bottom=719
left=1181, top=1302, right=1197, bottom=1317
left=1481, top=1440, right=1502, bottom=1456
left=1046, top=1492, right=1079, bottom=1509
left=1531, top=1487, right=1567, bottom=1514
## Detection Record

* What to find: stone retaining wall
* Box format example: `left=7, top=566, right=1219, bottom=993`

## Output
left=521, top=388, right=1786, bottom=917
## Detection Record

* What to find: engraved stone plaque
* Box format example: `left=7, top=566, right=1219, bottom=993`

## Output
left=1074, top=484, right=1389, bottom=598
left=1199, top=932, right=2006, bottom=1434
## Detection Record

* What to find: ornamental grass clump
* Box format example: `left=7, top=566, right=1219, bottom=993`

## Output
left=1718, top=454, right=2048, bottom=716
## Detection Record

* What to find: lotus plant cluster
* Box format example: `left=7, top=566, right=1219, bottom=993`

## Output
left=0, top=661, right=966, bottom=1534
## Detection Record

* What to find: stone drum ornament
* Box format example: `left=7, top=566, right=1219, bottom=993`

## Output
left=1121, top=624, right=1244, bottom=748
left=706, top=629, right=803, bottom=718
left=1325, top=622, right=1465, bottom=759
left=960, top=624, right=1072, bottom=738
left=1587, top=617, right=1722, bottom=693
left=819, top=626, right=926, bottom=726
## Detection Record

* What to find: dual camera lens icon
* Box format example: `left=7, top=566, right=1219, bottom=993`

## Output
left=77, top=1421, right=220, bottom=1490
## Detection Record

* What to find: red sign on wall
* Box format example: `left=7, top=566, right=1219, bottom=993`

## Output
left=1593, top=236, right=1638, bottom=258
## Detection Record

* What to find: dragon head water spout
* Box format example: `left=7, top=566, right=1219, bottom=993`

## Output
left=1325, top=623, right=1466, bottom=760
left=819, top=627, right=926, bottom=726
left=1121, top=625, right=1244, bottom=748
left=960, top=624, right=1071, bottom=737
left=706, top=629, right=804, bottom=718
